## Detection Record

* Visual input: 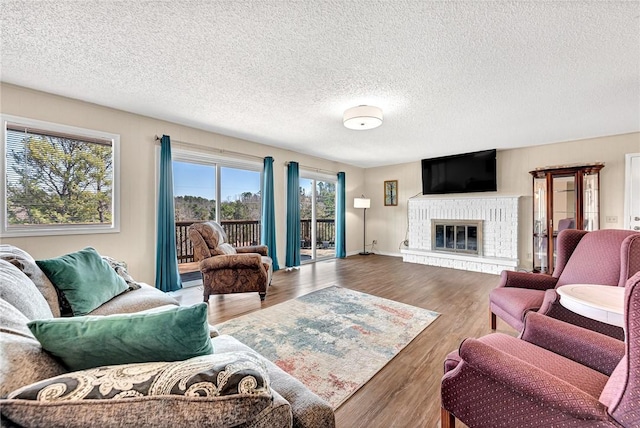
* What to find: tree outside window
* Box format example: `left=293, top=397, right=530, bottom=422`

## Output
left=2, top=116, right=119, bottom=236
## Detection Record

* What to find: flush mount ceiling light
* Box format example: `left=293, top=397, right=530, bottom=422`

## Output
left=343, top=105, right=383, bottom=130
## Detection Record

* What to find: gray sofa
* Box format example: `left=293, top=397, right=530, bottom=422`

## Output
left=0, top=245, right=334, bottom=428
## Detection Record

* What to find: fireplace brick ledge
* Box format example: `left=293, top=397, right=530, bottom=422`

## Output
left=401, top=248, right=518, bottom=275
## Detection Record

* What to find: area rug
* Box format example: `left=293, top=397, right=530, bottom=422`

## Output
left=215, top=286, right=439, bottom=408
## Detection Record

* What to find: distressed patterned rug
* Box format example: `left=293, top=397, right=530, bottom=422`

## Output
left=215, top=286, right=439, bottom=408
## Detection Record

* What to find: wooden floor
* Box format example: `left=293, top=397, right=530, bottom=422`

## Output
left=172, top=254, right=517, bottom=428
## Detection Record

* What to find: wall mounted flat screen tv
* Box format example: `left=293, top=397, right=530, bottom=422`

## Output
left=421, top=149, right=497, bottom=195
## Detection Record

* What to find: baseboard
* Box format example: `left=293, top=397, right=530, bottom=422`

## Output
left=345, top=250, right=403, bottom=258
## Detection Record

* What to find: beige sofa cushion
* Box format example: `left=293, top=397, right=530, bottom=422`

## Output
left=0, top=244, right=61, bottom=317
left=89, top=283, right=178, bottom=315
left=0, top=299, right=66, bottom=397
left=0, top=259, right=53, bottom=321
left=2, top=352, right=273, bottom=428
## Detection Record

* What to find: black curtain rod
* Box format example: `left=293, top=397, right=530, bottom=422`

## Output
left=153, top=135, right=264, bottom=162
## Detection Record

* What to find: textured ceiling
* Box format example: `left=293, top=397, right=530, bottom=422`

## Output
left=1, top=1, right=639, bottom=168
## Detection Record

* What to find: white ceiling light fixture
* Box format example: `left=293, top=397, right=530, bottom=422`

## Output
left=343, top=105, right=383, bottom=130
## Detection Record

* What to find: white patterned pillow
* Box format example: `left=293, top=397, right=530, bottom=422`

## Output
left=2, top=351, right=273, bottom=428
left=101, top=256, right=142, bottom=290
left=217, top=243, right=237, bottom=255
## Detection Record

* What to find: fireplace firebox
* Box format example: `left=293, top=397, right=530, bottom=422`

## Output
left=431, top=220, right=483, bottom=256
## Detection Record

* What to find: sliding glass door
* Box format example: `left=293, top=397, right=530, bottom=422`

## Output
left=299, top=175, right=336, bottom=262
left=171, top=151, right=262, bottom=265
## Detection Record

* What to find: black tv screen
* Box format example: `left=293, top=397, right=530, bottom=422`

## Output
left=421, top=149, right=497, bottom=195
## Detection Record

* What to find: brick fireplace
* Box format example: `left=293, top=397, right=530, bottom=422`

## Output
left=401, top=196, right=520, bottom=274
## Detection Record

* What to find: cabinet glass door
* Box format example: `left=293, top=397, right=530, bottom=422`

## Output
left=533, top=176, right=547, bottom=272
left=552, top=175, right=577, bottom=269
left=583, top=172, right=599, bottom=231
left=552, top=175, right=577, bottom=232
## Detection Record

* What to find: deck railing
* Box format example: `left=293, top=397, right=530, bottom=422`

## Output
left=176, top=219, right=335, bottom=263
left=300, top=219, right=336, bottom=249
left=175, top=220, right=261, bottom=263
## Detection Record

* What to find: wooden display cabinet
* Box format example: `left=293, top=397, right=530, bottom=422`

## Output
left=530, top=163, right=604, bottom=273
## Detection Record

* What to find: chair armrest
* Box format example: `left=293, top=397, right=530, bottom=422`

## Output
left=537, top=288, right=560, bottom=314
left=200, top=254, right=263, bottom=272
left=621, top=233, right=640, bottom=285
left=236, top=245, right=268, bottom=256
left=458, top=338, right=608, bottom=420
left=520, top=312, right=624, bottom=376
left=498, top=270, right=558, bottom=290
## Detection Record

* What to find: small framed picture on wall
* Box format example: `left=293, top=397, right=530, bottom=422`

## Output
left=384, top=180, right=398, bottom=206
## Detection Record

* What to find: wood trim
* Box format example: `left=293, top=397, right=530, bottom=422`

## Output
left=441, top=407, right=456, bottom=428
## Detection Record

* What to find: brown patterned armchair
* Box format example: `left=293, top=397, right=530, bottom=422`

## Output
left=490, top=229, right=640, bottom=340
left=188, top=221, right=273, bottom=302
left=441, top=271, right=640, bottom=428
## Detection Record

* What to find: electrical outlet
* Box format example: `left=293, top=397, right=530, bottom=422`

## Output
left=605, top=216, right=618, bottom=223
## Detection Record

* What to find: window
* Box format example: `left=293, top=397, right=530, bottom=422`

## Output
left=1, top=115, right=120, bottom=237
left=171, top=149, right=262, bottom=263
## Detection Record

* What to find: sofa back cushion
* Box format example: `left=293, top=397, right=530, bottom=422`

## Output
left=88, top=283, right=179, bottom=316
left=0, top=298, right=66, bottom=397
left=0, top=245, right=62, bottom=317
left=0, top=259, right=53, bottom=321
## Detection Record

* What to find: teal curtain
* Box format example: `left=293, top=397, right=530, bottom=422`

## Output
left=260, top=156, right=279, bottom=271
left=285, top=162, right=300, bottom=267
left=155, top=135, right=182, bottom=292
left=335, top=172, right=346, bottom=258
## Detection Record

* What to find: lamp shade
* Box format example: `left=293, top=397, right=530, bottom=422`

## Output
left=354, top=198, right=371, bottom=209
left=343, top=106, right=383, bottom=130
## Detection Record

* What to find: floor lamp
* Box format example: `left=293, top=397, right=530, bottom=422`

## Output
left=354, top=197, right=371, bottom=255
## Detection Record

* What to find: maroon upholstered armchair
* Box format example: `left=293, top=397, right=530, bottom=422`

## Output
left=188, top=221, right=273, bottom=302
left=490, top=229, right=640, bottom=340
left=441, top=271, right=640, bottom=428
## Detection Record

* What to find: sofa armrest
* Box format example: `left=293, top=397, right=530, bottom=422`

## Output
left=520, top=312, right=624, bottom=376
left=498, top=270, right=558, bottom=290
left=200, top=253, right=263, bottom=272
left=457, top=338, right=608, bottom=420
left=236, top=245, right=268, bottom=256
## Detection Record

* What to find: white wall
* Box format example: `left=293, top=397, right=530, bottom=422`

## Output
left=365, top=132, right=640, bottom=269
left=0, top=84, right=365, bottom=283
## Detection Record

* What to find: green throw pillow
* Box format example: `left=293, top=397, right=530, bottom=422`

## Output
left=27, top=303, right=214, bottom=371
left=36, top=247, right=129, bottom=315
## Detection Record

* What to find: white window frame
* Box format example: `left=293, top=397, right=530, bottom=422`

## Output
left=1, top=115, right=120, bottom=237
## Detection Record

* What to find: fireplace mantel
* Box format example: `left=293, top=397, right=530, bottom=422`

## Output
left=401, top=195, right=520, bottom=274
